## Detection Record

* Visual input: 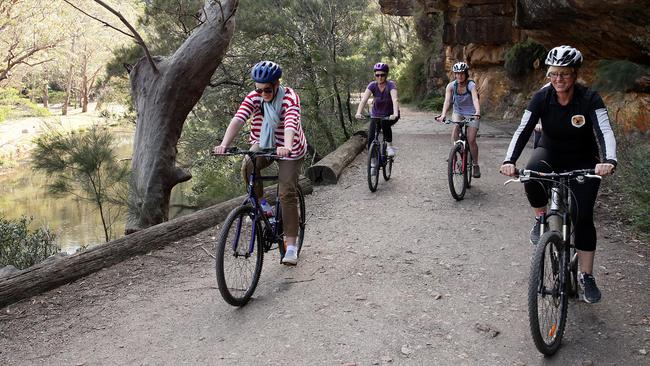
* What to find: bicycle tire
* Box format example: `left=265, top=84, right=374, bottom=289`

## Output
left=215, top=205, right=264, bottom=307
left=528, top=230, right=569, bottom=355
left=447, top=143, right=466, bottom=200
left=383, top=157, right=393, bottom=181
left=567, top=246, right=579, bottom=297
left=367, top=143, right=380, bottom=192
left=278, top=185, right=307, bottom=258
left=465, top=145, right=473, bottom=188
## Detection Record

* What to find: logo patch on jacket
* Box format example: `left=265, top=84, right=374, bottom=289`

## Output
left=571, top=115, right=586, bottom=128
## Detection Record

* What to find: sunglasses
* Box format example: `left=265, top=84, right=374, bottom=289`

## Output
left=547, top=72, right=573, bottom=79
left=255, top=87, right=274, bottom=94
left=375, top=73, right=387, bottom=77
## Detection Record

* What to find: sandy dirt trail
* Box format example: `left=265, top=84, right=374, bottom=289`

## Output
left=1, top=107, right=648, bottom=365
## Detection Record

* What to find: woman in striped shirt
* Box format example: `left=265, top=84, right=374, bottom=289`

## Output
left=214, top=61, right=307, bottom=265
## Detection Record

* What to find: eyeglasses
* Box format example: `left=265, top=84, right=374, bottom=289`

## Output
left=255, top=87, right=274, bottom=94
left=548, top=72, right=574, bottom=79
left=375, top=73, right=387, bottom=78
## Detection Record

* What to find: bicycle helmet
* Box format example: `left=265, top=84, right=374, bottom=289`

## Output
left=373, top=62, right=389, bottom=73
left=545, top=46, right=583, bottom=68
left=251, top=61, right=283, bottom=83
left=452, top=62, right=469, bottom=73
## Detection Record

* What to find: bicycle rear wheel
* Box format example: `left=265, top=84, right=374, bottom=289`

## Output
left=447, top=143, right=466, bottom=200
left=215, top=205, right=264, bottom=307
left=528, top=231, right=569, bottom=355
left=465, top=146, right=473, bottom=188
left=367, top=143, right=380, bottom=192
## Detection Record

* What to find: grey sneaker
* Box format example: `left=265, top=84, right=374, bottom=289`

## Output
left=530, top=217, right=542, bottom=245
left=472, top=165, right=481, bottom=178
left=580, top=272, right=602, bottom=303
left=386, top=146, right=396, bottom=157
left=282, top=246, right=298, bottom=265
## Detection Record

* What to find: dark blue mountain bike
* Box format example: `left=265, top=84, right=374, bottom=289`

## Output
left=212, top=148, right=306, bottom=306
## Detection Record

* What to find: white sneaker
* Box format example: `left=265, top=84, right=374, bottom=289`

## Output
left=386, top=146, right=396, bottom=157
left=282, top=246, right=298, bottom=265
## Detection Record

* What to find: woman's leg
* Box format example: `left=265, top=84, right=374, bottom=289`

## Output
left=240, top=144, right=273, bottom=200
left=277, top=157, right=304, bottom=247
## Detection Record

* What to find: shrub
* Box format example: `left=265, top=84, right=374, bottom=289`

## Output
left=417, top=93, right=445, bottom=112
left=0, top=87, right=51, bottom=121
left=0, top=216, right=59, bottom=270
left=593, top=60, right=649, bottom=92
left=504, top=40, right=546, bottom=79
left=617, top=134, right=650, bottom=235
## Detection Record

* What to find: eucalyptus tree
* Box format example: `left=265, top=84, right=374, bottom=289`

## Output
left=75, top=0, right=238, bottom=233
left=0, top=0, right=60, bottom=83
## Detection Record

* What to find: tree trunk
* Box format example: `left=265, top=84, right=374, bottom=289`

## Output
left=332, top=76, right=349, bottom=139
left=42, top=82, right=49, bottom=108
left=125, top=0, right=238, bottom=233
left=306, top=132, right=365, bottom=184
left=81, top=53, right=88, bottom=113
left=0, top=176, right=313, bottom=308
left=62, top=63, right=74, bottom=116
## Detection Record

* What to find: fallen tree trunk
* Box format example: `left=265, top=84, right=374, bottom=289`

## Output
left=0, top=176, right=313, bottom=308
left=306, top=131, right=367, bottom=184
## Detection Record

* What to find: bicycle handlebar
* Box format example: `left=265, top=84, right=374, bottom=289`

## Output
left=357, top=114, right=394, bottom=121
left=211, top=147, right=289, bottom=158
left=504, top=168, right=601, bottom=185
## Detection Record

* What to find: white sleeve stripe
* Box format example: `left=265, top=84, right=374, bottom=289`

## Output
left=595, top=108, right=617, bottom=161
left=505, top=109, right=532, bottom=161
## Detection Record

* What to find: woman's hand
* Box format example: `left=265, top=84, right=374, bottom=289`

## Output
left=276, top=146, right=291, bottom=157
left=213, top=145, right=228, bottom=154
left=500, top=163, right=516, bottom=177
left=355, top=113, right=364, bottom=120
left=389, top=114, right=397, bottom=121
left=473, top=114, right=481, bottom=120
left=434, top=115, right=445, bottom=123
left=595, top=163, right=615, bottom=176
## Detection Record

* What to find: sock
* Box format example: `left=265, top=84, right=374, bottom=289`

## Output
left=286, top=245, right=297, bottom=252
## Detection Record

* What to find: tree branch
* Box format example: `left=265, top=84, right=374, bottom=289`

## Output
left=62, top=0, right=134, bottom=39
left=74, top=0, right=159, bottom=73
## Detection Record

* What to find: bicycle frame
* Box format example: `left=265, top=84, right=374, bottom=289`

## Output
left=221, top=149, right=284, bottom=255
left=369, top=117, right=392, bottom=167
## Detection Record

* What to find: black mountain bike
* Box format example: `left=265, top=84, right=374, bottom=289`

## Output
left=445, top=116, right=477, bottom=200
left=364, top=116, right=394, bottom=192
left=212, top=148, right=306, bottom=306
left=505, top=168, right=602, bottom=355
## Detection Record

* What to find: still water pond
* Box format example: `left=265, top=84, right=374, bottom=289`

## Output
left=0, top=130, right=192, bottom=253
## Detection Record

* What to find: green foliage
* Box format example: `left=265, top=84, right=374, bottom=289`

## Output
left=0, top=87, right=50, bottom=122
left=617, top=134, right=650, bottom=235
left=0, top=216, right=58, bottom=270
left=593, top=60, right=649, bottom=92
left=417, top=93, right=445, bottom=112
left=504, top=40, right=546, bottom=79
left=47, top=90, right=68, bottom=105
left=31, top=126, right=130, bottom=242
left=397, top=49, right=427, bottom=104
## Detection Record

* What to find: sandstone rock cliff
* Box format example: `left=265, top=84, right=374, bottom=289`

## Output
left=379, top=0, right=650, bottom=131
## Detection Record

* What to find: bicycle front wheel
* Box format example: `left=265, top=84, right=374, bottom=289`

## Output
left=447, top=143, right=466, bottom=200
left=215, top=205, right=264, bottom=307
left=528, top=231, right=569, bottom=355
left=367, top=143, right=380, bottom=192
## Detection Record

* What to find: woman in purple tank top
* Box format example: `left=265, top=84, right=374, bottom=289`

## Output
left=435, top=61, right=482, bottom=178
left=355, top=62, right=400, bottom=159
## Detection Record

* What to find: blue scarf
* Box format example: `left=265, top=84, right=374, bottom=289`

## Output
left=260, top=85, right=286, bottom=149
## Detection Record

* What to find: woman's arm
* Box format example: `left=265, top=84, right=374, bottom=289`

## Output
left=389, top=87, right=399, bottom=120
left=436, top=84, right=452, bottom=122
left=470, top=82, right=481, bottom=117
left=355, top=89, right=373, bottom=117
left=214, top=117, right=244, bottom=153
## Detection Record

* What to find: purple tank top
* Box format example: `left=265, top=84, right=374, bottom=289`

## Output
left=368, top=80, right=396, bottom=117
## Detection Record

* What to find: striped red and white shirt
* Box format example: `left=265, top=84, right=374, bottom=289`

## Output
left=233, top=87, right=307, bottom=160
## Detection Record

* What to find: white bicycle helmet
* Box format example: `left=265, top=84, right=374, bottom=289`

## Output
left=452, top=62, right=469, bottom=73
left=545, top=45, right=583, bottom=68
